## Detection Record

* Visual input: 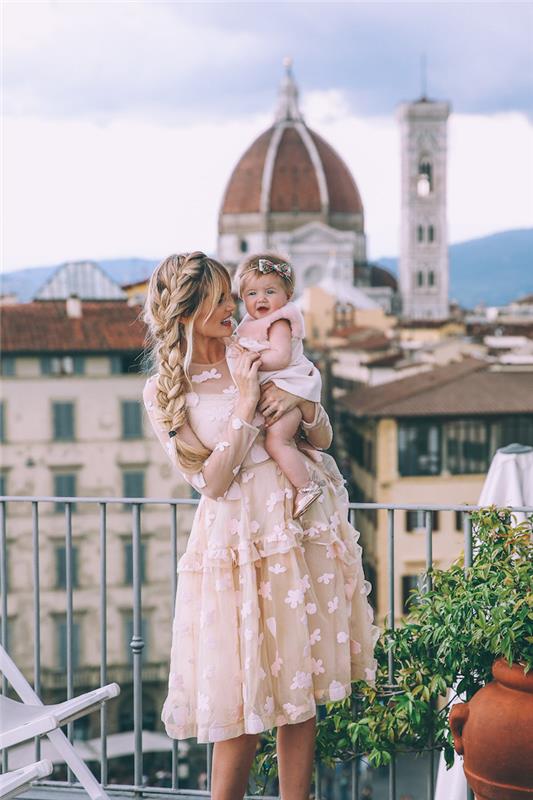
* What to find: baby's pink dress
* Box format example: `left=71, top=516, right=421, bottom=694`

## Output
left=226, top=301, right=322, bottom=403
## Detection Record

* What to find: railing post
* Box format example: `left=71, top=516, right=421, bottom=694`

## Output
left=425, top=510, right=435, bottom=799
left=170, top=503, right=180, bottom=791
left=99, top=502, right=108, bottom=787
left=65, top=502, right=75, bottom=784
left=387, top=508, right=396, bottom=800
left=32, top=501, right=42, bottom=764
left=1, top=498, right=7, bottom=774
left=131, top=502, right=144, bottom=793
left=463, top=512, right=474, bottom=800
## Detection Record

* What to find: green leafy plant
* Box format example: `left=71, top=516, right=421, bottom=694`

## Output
left=253, top=507, right=533, bottom=787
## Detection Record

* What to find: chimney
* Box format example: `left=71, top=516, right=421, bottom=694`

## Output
left=66, top=293, right=82, bottom=319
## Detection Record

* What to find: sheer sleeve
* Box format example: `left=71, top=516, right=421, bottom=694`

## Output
left=300, top=403, right=333, bottom=451
left=143, top=378, right=261, bottom=500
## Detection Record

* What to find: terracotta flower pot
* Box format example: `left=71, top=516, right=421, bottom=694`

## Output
left=449, top=658, right=533, bottom=800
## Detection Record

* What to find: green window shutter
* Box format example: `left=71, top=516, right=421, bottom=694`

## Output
left=124, top=541, right=146, bottom=585
left=53, top=402, right=74, bottom=440
left=122, top=401, right=142, bottom=439
left=110, top=355, right=122, bottom=374
left=1, top=357, right=15, bottom=376
left=73, top=356, right=85, bottom=375
left=55, top=545, right=79, bottom=588
left=123, top=471, right=144, bottom=497
left=54, top=473, right=77, bottom=513
left=41, top=357, right=53, bottom=375
left=0, top=474, right=6, bottom=496
left=57, top=617, right=80, bottom=670
left=0, top=402, right=4, bottom=442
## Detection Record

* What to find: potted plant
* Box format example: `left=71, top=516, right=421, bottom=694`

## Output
left=252, top=508, right=533, bottom=797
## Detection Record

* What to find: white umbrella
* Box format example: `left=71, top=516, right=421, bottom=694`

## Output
left=435, top=443, right=533, bottom=800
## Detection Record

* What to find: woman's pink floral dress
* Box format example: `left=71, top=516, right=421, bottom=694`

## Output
left=143, top=356, right=379, bottom=743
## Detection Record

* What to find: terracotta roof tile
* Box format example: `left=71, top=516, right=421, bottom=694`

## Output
left=1, top=301, right=146, bottom=353
left=309, top=130, right=363, bottom=215
left=220, top=122, right=364, bottom=219
left=270, top=127, right=321, bottom=212
left=220, top=128, right=274, bottom=215
left=339, top=359, right=533, bottom=417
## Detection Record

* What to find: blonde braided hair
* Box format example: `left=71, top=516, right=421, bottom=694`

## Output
left=143, top=251, right=232, bottom=474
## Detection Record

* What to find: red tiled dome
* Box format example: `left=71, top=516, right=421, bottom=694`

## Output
left=220, top=122, right=363, bottom=217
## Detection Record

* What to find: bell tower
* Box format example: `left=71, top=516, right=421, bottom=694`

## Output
left=397, top=79, right=451, bottom=319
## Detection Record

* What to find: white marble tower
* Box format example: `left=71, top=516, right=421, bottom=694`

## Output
left=397, top=94, right=451, bottom=319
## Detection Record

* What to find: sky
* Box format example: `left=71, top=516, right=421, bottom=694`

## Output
left=2, top=0, right=533, bottom=272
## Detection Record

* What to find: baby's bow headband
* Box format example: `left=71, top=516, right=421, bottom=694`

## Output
left=256, top=258, right=292, bottom=280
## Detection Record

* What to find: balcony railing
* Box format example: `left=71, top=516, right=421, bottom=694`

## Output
left=1, top=494, right=532, bottom=800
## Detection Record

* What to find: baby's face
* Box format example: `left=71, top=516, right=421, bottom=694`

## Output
left=241, top=273, right=289, bottom=319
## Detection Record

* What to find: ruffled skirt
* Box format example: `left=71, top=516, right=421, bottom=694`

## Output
left=161, top=451, right=380, bottom=742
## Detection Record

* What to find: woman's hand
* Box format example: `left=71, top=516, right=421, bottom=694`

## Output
left=258, top=382, right=316, bottom=426
left=232, top=350, right=262, bottom=416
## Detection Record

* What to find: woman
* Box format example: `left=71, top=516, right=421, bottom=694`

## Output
left=143, top=252, right=378, bottom=800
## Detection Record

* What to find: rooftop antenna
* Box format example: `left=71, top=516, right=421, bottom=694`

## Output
left=420, top=53, right=428, bottom=100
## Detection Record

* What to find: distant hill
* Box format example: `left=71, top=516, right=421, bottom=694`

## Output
left=376, top=228, right=533, bottom=308
left=2, top=229, right=532, bottom=307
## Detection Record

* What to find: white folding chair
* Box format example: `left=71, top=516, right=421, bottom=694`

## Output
left=0, top=645, right=120, bottom=800
left=0, top=759, right=53, bottom=800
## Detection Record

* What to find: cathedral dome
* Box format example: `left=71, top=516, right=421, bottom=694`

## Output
left=219, top=61, right=364, bottom=233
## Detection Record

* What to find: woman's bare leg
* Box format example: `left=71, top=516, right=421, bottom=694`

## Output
left=211, top=733, right=260, bottom=800
left=277, top=715, right=317, bottom=800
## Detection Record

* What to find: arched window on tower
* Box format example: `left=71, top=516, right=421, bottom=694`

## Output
left=239, top=238, right=248, bottom=253
left=417, top=225, right=424, bottom=242
left=417, top=157, right=433, bottom=197
left=428, top=225, right=435, bottom=242
left=417, top=271, right=424, bottom=288
left=428, top=271, right=435, bottom=287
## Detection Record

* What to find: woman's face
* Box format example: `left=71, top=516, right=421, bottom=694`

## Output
left=192, top=283, right=236, bottom=339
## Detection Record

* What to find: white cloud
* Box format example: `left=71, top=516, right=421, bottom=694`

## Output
left=3, top=101, right=532, bottom=270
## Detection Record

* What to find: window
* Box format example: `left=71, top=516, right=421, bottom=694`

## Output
left=123, top=540, right=147, bottom=585
left=398, top=421, right=441, bottom=476
left=402, top=575, right=423, bottom=615
left=123, top=614, right=149, bottom=664
left=495, top=415, right=533, bottom=450
left=121, top=401, right=143, bottom=439
left=239, top=239, right=248, bottom=253
left=122, top=470, right=145, bottom=509
left=446, top=419, right=489, bottom=474
left=417, top=158, right=433, bottom=196
left=428, top=271, right=435, bottom=287
left=0, top=357, right=15, bottom=376
left=0, top=402, right=4, bottom=442
left=42, top=356, right=84, bottom=376
left=54, top=473, right=77, bottom=513
left=0, top=473, right=6, bottom=497
left=455, top=510, right=464, bottom=531
left=56, top=615, right=81, bottom=670
left=52, top=402, right=75, bottom=441
left=406, top=510, right=440, bottom=532
left=55, top=545, right=79, bottom=588
left=417, top=225, right=424, bottom=242
left=110, top=353, right=142, bottom=375
left=428, top=225, right=435, bottom=242
left=417, top=271, right=424, bottom=287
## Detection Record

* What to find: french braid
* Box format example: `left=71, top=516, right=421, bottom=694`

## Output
left=143, top=251, right=232, bottom=474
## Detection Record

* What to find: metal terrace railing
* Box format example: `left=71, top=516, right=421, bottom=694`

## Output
left=1, top=495, right=532, bottom=800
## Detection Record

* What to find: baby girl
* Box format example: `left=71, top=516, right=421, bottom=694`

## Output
left=226, top=253, right=324, bottom=518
